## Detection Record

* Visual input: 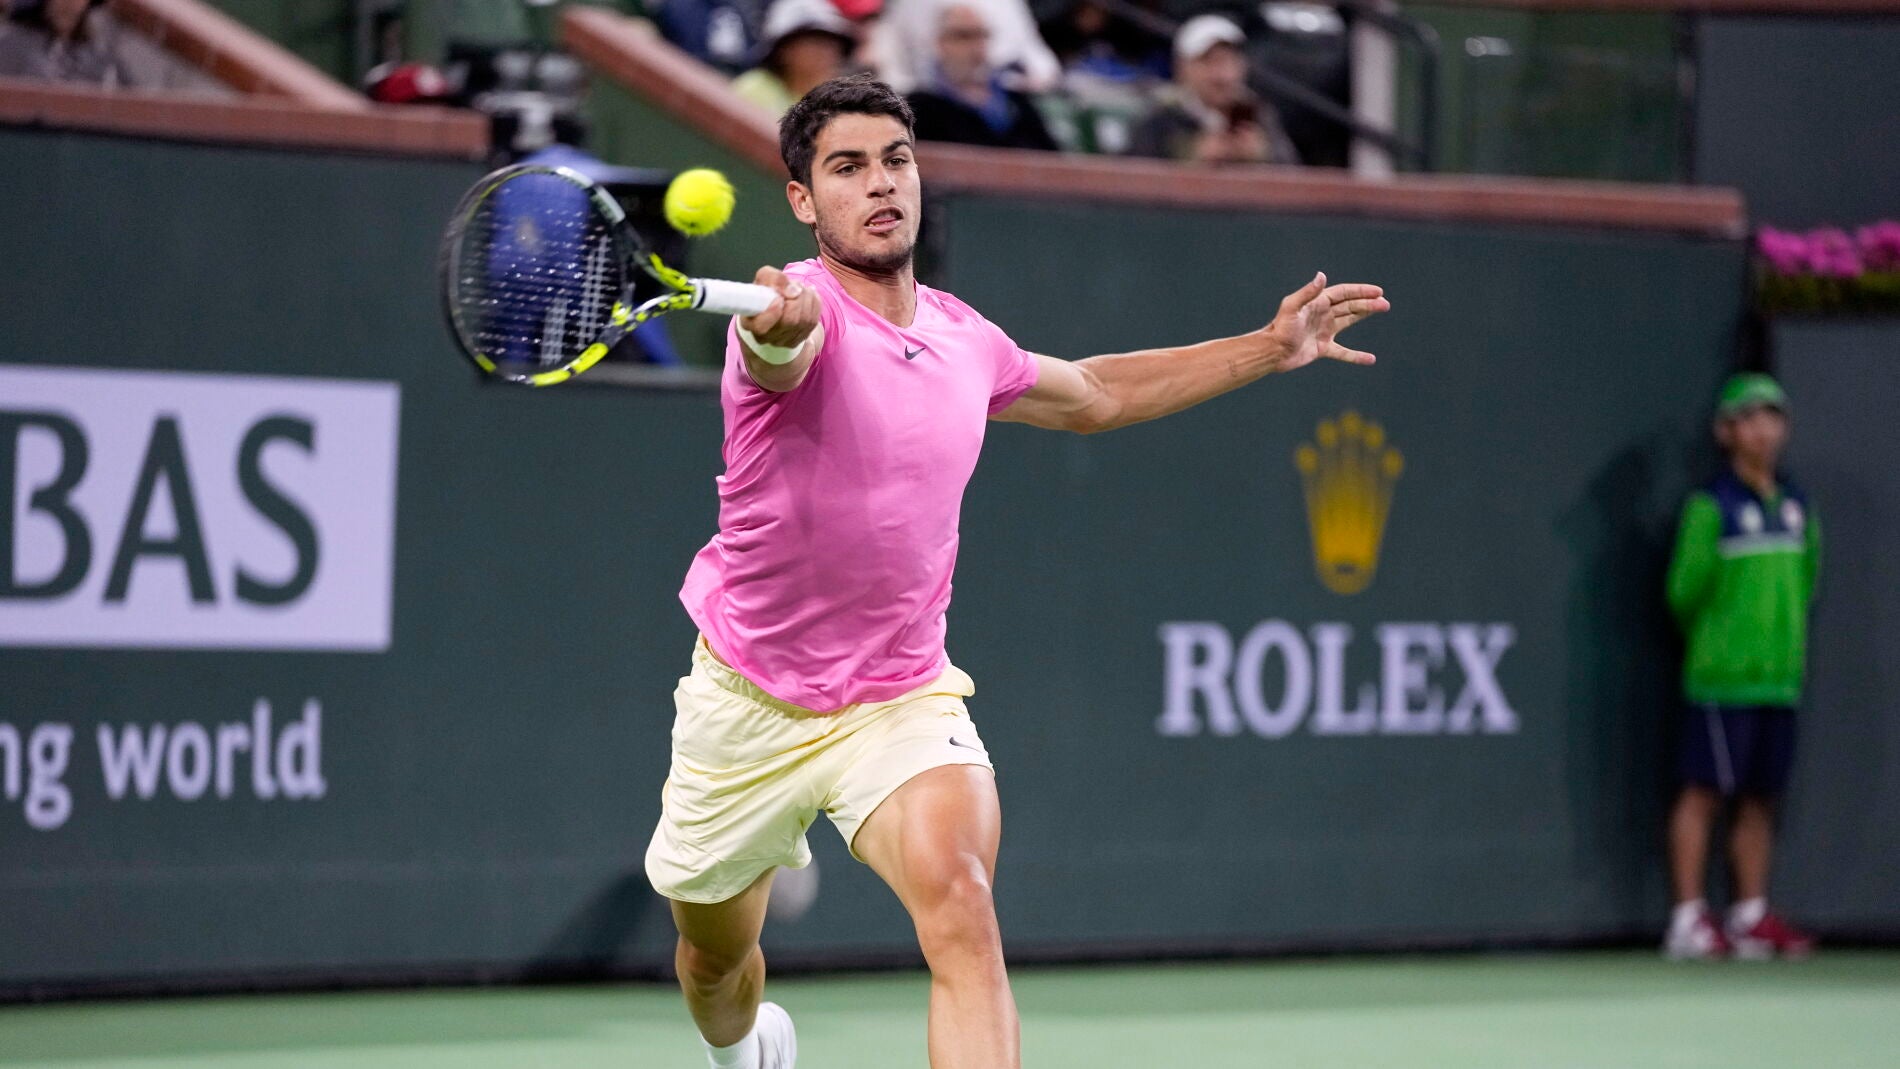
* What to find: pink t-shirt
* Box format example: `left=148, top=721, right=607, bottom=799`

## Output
left=679, top=259, right=1041, bottom=711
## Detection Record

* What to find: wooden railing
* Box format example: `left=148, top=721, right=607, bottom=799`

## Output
left=0, top=0, right=486, bottom=159
left=562, top=6, right=1744, bottom=237
left=911, top=144, right=1745, bottom=234
left=0, top=79, right=489, bottom=159
left=562, top=7, right=783, bottom=174
left=110, top=0, right=365, bottom=107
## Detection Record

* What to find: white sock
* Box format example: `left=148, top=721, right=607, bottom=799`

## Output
left=1730, top=897, right=1767, bottom=930
left=1671, top=899, right=1708, bottom=933
left=704, top=1029, right=758, bottom=1069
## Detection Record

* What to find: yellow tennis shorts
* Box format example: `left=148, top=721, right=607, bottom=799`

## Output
left=645, top=637, right=994, bottom=904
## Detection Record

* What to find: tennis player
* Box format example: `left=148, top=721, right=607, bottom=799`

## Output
left=646, top=72, right=1390, bottom=1069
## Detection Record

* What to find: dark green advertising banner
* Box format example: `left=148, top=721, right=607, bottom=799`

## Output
left=926, top=198, right=1747, bottom=950
left=1, top=126, right=1815, bottom=997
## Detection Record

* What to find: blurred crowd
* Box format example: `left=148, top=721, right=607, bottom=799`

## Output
left=664, top=0, right=1317, bottom=166
left=0, top=0, right=1332, bottom=168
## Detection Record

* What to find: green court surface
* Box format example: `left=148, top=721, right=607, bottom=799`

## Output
left=4, top=951, right=1898, bottom=1068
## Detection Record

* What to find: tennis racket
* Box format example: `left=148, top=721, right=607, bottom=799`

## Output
left=439, top=164, right=777, bottom=386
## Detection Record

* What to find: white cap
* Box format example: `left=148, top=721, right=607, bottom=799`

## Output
left=760, top=0, right=856, bottom=53
left=1173, top=14, right=1246, bottom=61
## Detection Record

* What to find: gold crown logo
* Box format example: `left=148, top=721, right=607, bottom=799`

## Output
left=1294, top=411, right=1403, bottom=596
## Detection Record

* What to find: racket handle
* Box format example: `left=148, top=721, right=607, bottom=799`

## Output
left=693, top=279, right=779, bottom=317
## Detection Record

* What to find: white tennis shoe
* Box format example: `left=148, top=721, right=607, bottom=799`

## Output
left=755, top=1002, right=797, bottom=1068
left=1663, top=905, right=1730, bottom=961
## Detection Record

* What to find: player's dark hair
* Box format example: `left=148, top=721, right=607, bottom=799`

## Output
left=779, top=73, right=915, bottom=188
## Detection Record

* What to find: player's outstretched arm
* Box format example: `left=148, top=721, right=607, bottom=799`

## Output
left=736, top=265, right=826, bottom=392
left=992, top=273, right=1388, bottom=434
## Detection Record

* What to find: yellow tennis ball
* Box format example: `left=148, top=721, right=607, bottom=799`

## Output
left=664, top=168, right=735, bottom=237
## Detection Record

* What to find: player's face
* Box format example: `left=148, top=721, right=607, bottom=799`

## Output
left=792, top=113, right=921, bottom=275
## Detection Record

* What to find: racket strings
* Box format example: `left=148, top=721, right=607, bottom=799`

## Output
left=451, top=173, right=629, bottom=368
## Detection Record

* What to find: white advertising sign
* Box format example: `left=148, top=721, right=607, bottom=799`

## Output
left=0, top=365, right=399, bottom=650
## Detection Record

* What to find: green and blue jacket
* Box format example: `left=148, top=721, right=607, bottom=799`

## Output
left=1665, top=468, right=1821, bottom=707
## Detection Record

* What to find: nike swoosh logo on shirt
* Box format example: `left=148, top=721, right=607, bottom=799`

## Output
left=904, top=346, right=926, bottom=360
left=948, top=737, right=977, bottom=750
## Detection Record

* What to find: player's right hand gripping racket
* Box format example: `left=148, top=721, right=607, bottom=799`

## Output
left=439, top=164, right=777, bottom=386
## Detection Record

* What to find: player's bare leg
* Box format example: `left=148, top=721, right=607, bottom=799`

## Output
left=672, top=869, right=775, bottom=1047
left=1729, top=795, right=1775, bottom=903
left=855, top=765, right=1018, bottom=1069
left=1667, top=784, right=1721, bottom=904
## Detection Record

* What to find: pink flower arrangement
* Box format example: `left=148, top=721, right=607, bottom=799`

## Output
left=1857, top=220, right=1900, bottom=272
left=1755, top=221, right=1900, bottom=313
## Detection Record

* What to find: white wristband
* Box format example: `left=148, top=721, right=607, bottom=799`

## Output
left=736, top=322, right=801, bottom=366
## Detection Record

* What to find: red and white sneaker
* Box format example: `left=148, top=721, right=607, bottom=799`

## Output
left=1729, top=911, right=1815, bottom=961
left=1664, top=906, right=1731, bottom=961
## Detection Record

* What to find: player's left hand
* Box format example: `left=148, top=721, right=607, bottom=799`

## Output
left=1260, top=272, right=1390, bottom=373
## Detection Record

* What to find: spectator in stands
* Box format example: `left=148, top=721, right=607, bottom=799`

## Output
left=872, top=0, right=1059, bottom=94
left=658, top=0, right=767, bottom=74
left=1128, top=14, right=1298, bottom=166
left=1662, top=374, right=1820, bottom=962
left=732, top=0, right=857, bottom=116
left=906, top=2, right=1058, bottom=151
left=1038, top=0, right=1168, bottom=85
left=0, top=0, right=131, bottom=86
